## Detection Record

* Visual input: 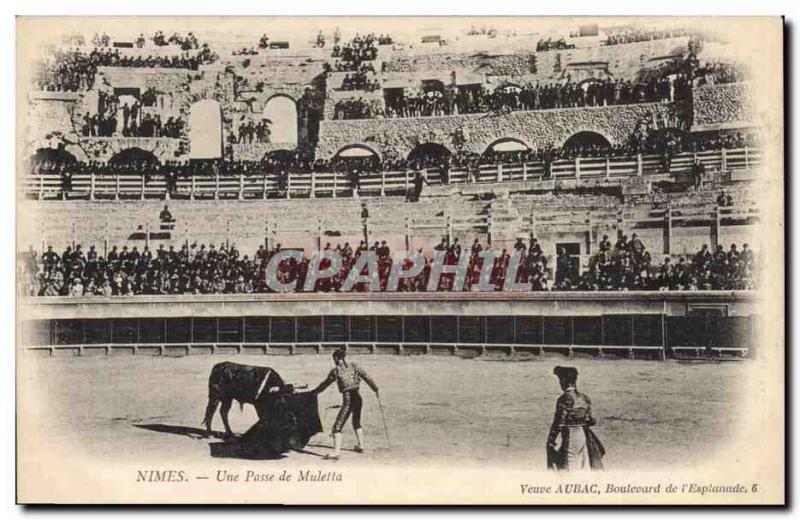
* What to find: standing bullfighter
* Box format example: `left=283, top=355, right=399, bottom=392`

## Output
left=546, top=366, right=605, bottom=471
left=311, top=349, right=379, bottom=460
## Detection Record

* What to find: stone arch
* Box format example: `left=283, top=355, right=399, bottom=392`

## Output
left=332, top=144, right=382, bottom=173
left=263, top=149, right=297, bottom=165
left=31, top=147, right=78, bottom=165
left=189, top=99, right=223, bottom=160
left=263, top=94, right=298, bottom=148
left=333, top=144, right=381, bottom=160
left=421, top=79, right=446, bottom=93
left=561, top=130, right=613, bottom=152
left=407, top=142, right=453, bottom=164
left=109, top=147, right=160, bottom=165
left=482, top=137, right=532, bottom=155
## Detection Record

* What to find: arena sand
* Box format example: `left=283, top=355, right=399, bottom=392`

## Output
left=19, top=353, right=748, bottom=470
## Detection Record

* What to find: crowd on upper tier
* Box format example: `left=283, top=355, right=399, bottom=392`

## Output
left=330, top=33, right=385, bottom=63
left=20, top=234, right=757, bottom=297
left=536, top=38, right=575, bottom=52
left=35, top=44, right=217, bottom=92
left=79, top=88, right=185, bottom=138
left=333, top=54, right=708, bottom=120
left=337, top=71, right=381, bottom=92
left=370, top=74, right=691, bottom=120
left=602, top=26, right=704, bottom=46
left=83, top=31, right=202, bottom=51
left=692, top=61, right=747, bottom=86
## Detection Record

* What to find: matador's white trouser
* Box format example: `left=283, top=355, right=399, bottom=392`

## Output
left=565, top=426, right=589, bottom=471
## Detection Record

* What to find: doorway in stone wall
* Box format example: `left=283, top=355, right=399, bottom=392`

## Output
left=189, top=99, right=223, bottom=160
left=263, top=95, right=298, bottom=148
left=555, top=242, right=581, bottom=287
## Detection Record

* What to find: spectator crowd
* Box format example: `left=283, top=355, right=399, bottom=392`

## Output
left=230, top=119, right=272, bottom=144
left=536, top=37, right=575, bottom=52
left=35, top=44, right=217, bottom=91
left=337, top=71, right=381, bottom=92
left=21, top=234, right=757, bottom=297
left=602, top=26, right=704, bottom=46
left=335, top=74, right=692, bottom=121
left=567, top=234, right=757, bottom=291
left=330, top=33, right=382, bottom=66
left=80, top=89, right=185, bottom=138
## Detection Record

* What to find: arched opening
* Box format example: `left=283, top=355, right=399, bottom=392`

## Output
left=189, top=99, right=223, bottom=160
left=31, top=147, right=77, bottom=166
left=421, top=80, right=445, bottom=93
left=482, top=138, right=531, bottom=164
left=562, top=131, right=612, bottom=156
left=263, top=149, right=298, bottom=166
left=108, top=147, right=160, bottom=165
left=407, top=143, right=452, bottom=169
left=332, top=145, right=381, bottom=173
left=116, top=93, right=140, bottom=136
left=263, top=96, right=298, bottom=148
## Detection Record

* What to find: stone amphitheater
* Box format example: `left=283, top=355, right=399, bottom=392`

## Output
left=20, top=22, right=765, bottom=265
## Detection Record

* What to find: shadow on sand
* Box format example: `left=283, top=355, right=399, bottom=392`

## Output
left=135, top=423, right=222, bottom=439
left=134, top=423, right=328, bottom=460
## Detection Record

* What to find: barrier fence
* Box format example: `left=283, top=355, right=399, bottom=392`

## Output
left=23, top=147, right=761, bottom=201
left=22, top=312, right=755, bottom=360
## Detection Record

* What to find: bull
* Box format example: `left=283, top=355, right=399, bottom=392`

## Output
left=201, top=361, right=290, bottom=438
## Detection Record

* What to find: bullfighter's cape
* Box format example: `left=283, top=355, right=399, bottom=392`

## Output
left=245, top=390, right=323, bottom=453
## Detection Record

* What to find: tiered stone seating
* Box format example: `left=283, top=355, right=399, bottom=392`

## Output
left=19, top=183, right=757, bottom=263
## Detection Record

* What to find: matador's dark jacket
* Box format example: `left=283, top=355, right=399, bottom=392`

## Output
left=547, top=387, right=596, bottom=446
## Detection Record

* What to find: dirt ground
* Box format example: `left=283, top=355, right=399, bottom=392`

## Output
left=19, top=352, right=748, bottom=470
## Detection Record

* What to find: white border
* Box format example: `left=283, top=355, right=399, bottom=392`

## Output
left=1, top=1, right=795, bottom=518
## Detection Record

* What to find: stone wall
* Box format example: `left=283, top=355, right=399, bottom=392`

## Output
left=95, top=67, right=194, bottom=100
left=230, top=142, right=296, bottom=161
left=25, top=97, right=78, bottom=151
left=384, top=53, right=537, bottom=76
left=71, top=137, right=183, bottom=162
left=692, top=82, right=755, bottom=129
left=535, top=37, right=692, bottom=81
left=20, top=291, right=755, bottom=322
left=323, top=88, right=385, bottom=120
left=382, top=37, right=693, bottom=82
left=316, top=101, right=688, bottom=159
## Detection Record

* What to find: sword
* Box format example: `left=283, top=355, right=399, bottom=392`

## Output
left=377, top=396, right=391, bottom=449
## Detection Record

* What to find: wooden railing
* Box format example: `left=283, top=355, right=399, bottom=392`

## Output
left=22, top=147, right=762, bottom=201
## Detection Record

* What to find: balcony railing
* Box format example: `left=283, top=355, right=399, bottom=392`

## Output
left=22, top=147, right=761, bottom=201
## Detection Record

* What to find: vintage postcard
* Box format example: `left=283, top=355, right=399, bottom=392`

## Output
left=15, top=16, right=784, bottom=504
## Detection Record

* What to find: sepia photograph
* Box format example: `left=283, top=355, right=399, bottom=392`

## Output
left=13, top=15, right=785, bottom=505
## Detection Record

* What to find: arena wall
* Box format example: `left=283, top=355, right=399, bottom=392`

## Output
left=315, top=101, right=688, bottom=159
left=25, top=94, right=78, bottom=147
left=18, top=291, right=759, bottom=360
left=383, top=36, right=692, bottom=81
left=20, top=291, right=757, bottom=321
left=692, top=82, right=755, bottom=130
